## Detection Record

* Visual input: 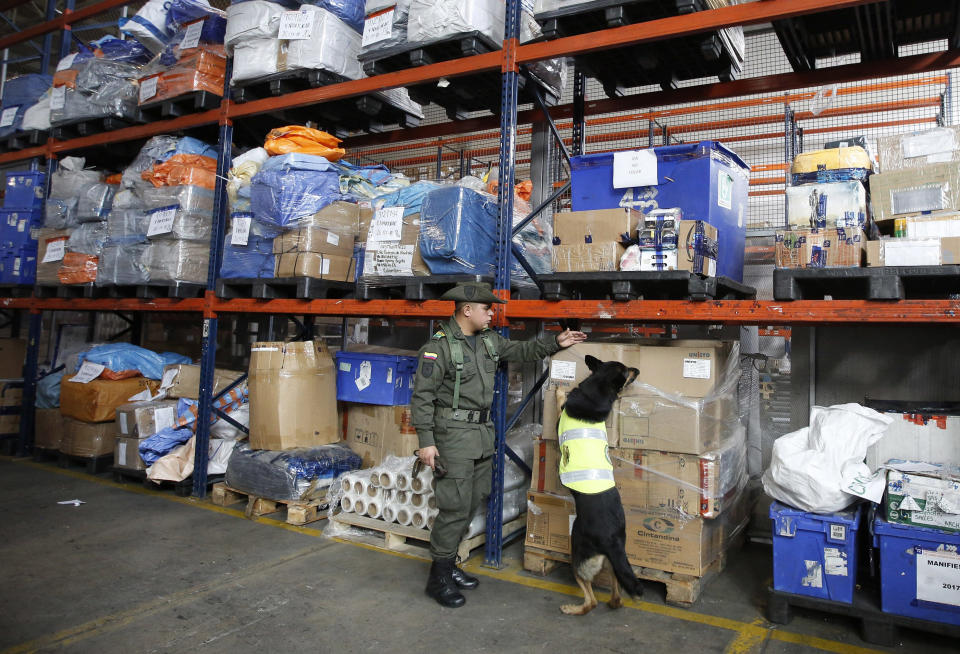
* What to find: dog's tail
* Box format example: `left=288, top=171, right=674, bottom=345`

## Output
left=606, top=546, right=643, bottom=598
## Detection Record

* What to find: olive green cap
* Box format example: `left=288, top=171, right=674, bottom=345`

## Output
left=439, top=281, right=507, bottom=304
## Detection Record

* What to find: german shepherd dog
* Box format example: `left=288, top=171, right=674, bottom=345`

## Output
left=560, top=355, right=643, bottom=616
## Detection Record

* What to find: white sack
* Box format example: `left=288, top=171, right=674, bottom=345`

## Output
left=231, top=38, right=284, bottom=83
left=225, top=1, right=286, bottom=50
left=285, top=6, right=363, bottom=79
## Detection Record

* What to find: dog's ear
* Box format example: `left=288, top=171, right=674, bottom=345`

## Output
left=584, top=355, right=601, bottom=372
left=624, top=367, right=640, bottom=387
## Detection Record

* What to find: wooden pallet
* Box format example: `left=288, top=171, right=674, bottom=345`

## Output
left=332, top=512, right=526, bottom=563
left=522, top=544, right=728, bottom=607
left=210, top=482, right=329, bottom=526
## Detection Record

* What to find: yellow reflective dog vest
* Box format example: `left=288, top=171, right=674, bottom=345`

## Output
left=557, top=410, right=615, bottom=494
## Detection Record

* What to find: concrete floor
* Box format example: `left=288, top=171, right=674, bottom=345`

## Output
left=0, top=457, right=955, bottom=654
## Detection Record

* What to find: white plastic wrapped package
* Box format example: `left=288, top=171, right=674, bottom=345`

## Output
left=49, top=83, right=139, bottom=126
left=762, top=404, right=894, bottom=514
left=142, top=184, right=215, bottom=213
left=146, top=205, right=213, bottom=242
left=224, top=0, right=286, bottom=50
left=231, top=39, right=284, bottom=84
left=360, top=0, right=411, bottom=57
left=44, top=198, right=79, bottom=229
left=143, top=239, right=210, bottom=283
left=285, top=5, right=364, bottom=79
left=107, top=209, right=150, bottom=243
left=119, top=0, right=177, bottom=53
left=76, top=183, right=117, bottom=222
left=49, top=161, right=103, bottom=199
left=66, top=222, right=109, bottom=256
left=21, top=94, right=51, bottom=131
left=97, top=244, right=151, bottom=285
left=407, top=0, right=504, bottom=46
left=112, top=188, right=145, bottom=211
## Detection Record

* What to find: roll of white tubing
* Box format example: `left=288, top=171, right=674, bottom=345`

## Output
left=396, top=506, right=413, bottom=526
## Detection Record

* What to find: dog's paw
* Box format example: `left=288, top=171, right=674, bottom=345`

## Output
left=607, top=597, right=623, bottom=610
left=560, top=603, right=595, bottom=616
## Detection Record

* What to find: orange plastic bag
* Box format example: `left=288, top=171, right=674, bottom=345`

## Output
left=515, top=180, right=533, bottom=202
left=264, top=126, right=345, bottom=161
left=58, top=253, right=98, bottom=284
left=105, top=173, right=123, bottom=185
left=98, top=369, right=144, bottom=381
left=53, top=69, right=79, bottom=89
left=142, top=154, right=218, bottom=190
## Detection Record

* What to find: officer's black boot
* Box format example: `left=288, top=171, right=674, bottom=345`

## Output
left=425, top=557, right=466, bottom=608
left=450, top=560, right=479, bottom=590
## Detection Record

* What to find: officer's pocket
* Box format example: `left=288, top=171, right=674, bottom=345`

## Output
left=435, top=477, right=468, bottom=512
left=483, top=358, right=496, bottom=373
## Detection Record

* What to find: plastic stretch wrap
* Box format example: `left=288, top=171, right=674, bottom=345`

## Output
left=142, top=184, right=215, bottom=213
left=76, top=183, right=116, bottom=222
left=50, top=83, right=139, bottom=125
left=74, top=59, right=142, bottom=95
left=878, top=126, right=960, bottom=171
left=407, top=0, right=503, bottom=45
left=21, top=94, right=51, bottom=132
left=107, top=209, right=150, bottom=243
left=78, top=343, right=190, bottom=380
left=145, top=206, right=213, bottom=242
left=250, top=154, right=343, bottom=227
left=786, top=181, right=867, bottom=230
left=143, top=240, right=209, bottom=283
left=91, top=36, right=153, bottom=64
left=142, top=154, right=218, bottom=190
left=49, top=162, right=103, bottom=199
left=285, top=6, right=363, bottom=79
left=97, top=244, right=151, bottom=285
left=220, top=216, right=277, bottom=279
left=0, top=74, right=51, bottom=137
left=57, top=252, right=98, bottom=284
left=519, top=9, right=566, bottom=99
left=36, top=229, right=69, bottom=284
left=225, top=1, right=285, bottom=49
left=166, top=0, right=228, bottom=43
left=360, top=0, right=411, bottom=57
left=44, top=199, right=79, bottom=229
left=792, top=146, right=872, bottom=175
left=225, top=442, right=362, bottom=502
left=66, top=222, right=108, bottom=256
left=122, top=136, right=216, bottom=189
left=138, top=47, right=226, bottom=105
left=112, top=189, right=144, bottom=210
left=231, top=38, right=284, bottom=83
left=227, top=147, right=269, bottom=202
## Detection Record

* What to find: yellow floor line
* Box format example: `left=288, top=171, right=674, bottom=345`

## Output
left=4, top=457, right=889, bottom=654
left=723, top=619, right=771, bottom=654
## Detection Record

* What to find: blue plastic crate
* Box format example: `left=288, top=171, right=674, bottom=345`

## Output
left=569, top=141, right=749, bottom=281
left=770, top=501, right=861, bottom=604
left=3, top=171, right=45, bottom=209
left=0, top=248, right=36, bottom=285
left=0, top=208, right=40, bottom=251
left=335, top=350, right=417, bottom=406
left=874, top=516, right=960, bottom=625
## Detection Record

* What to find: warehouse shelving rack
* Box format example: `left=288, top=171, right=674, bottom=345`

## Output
left=2, top=0, right=960, bottom=567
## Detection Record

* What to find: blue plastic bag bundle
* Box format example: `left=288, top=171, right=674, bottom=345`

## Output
left=225, top=443, right=362, bottom=501
left=166, top=0, right=228, bottom=42
left=77, top=343, right=191, bottom=380
left=35, top=369, right=64, bottom=409
left=308, top=0, right=365, bottom=33
left=91, top=36, right=153, bottom=64
left=371, top=180, right=440, bottom=217
left=250, top=154, right=343, bottom=228
left=139, top=425, right=194, bottom=464
left=0, top=74, right=52, bottom=138
left=220, top=213, right=279, bottom=279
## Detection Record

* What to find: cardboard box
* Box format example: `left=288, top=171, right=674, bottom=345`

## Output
left=361, top=211, right=429, bottom=277
left=60, top=418, right=115, bottom=457
left=0, top=386, right=22, bottom=405
left=60, top=377, right=162, bottom=423
left=552, top=242, right=621, bottom=272
left=886, top=468, right=960, bottom=533
left=615, top=393, right=735, bottom=455
left=114, top=436, right=147, bottom=471
left=0, top=413, right=19, bottom=434
left=869, top=162, right=960, bottom=222
left=905, top=213, right=960, bottom=240
left=865, top=236, right=960, bottom=267
left=344, top=403, right=418, bottom=468
left=248, top=341, right=339, bottom=450
left=34, top=408, right=63, bottom=450
left=867, top=413, right=960, bottom=471
left=36, top=229, right=70, bottom=285
left=525, top=490, right=577, bottom=555
left=553, top=208, right=641, bottom=246
left=275, top=253, right=355, bottom=281
left=116, top=400, right=178, bottom=439
left=531, top=438, right=570, bottom=496
left=785, top=181, right=867, bottom=230
left=161, top=364, right=245, bottom=400
left=0, top=338, right=26, bottom=378
left=273, top=227, right=356, bottom=258
left=774, top=228, right=865, bottom=268
left=878, top=126, right=960, bottom=170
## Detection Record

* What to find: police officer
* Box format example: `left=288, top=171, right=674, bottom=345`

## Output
left=412, top=281, right=586, bottom=608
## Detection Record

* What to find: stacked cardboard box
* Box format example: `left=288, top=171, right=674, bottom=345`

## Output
left=59, top=375, right=161, bottom=458
left=114, top=400, right=179, bottom=472
left=273, top=201, right=366, bottom=281
left=344, top=403, right=419, bottom=469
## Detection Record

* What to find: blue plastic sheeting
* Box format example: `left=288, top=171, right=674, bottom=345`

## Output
left=77, top=343, right=191, bottom=380
left=221, top=236, right=275, bottom=278
left=225, top=443, right=362, bottom=501
left=166, top=0, right=228, bottom=39
left=91, top=36, right=153, bottom=64
left=250, top=154, right=343, bottom=227
left=168, top=136, right=218, bottom=161
left=139, top=426, right=193, bottom=464
left=372, top=180, right=441, bottom=217
left=230, top=0, right=299, bottom=8
left=0, top=74, right=52, bottom=138
left=336, top=160, right=396, bottom=199
left=307, top=0, right=364, bottom=33
left=35, top=370, right=64, bottom=409
left=791, top=168, right=871, bottom=185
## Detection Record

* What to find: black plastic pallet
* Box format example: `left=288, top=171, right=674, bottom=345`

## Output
left=360, top=31, right=559, bottom=120
left=35, top=283, right=97, bottom=299
left=773, top=266, right=960, bottom=301
left=539, top=271, right=756, bottom=301
left=231, top=68, right=421, bottom=136
left=32, top=446, right=59, bottom=462
left=0, top=129, right=47, bottom=152
left=139, top=90, right=221, bottom=121
left=112, top=467, right=225, bottom=497
left=0, top=436, right=18, bottom=456
left=50, top=113, right=143, bottom=140
left=533, top=0, right=741, bottom=95
left=768, top=587, right=960, bottom=647
left=216, top=276, right=356, bottom=300
left=58, top=451, right=113, bottom=475
left=0, top=283, right=35, bottom=298
left=356, top=274, right=535, bottom=301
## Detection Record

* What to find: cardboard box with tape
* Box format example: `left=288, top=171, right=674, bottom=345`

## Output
left=345, top=403, right=419, bottom=469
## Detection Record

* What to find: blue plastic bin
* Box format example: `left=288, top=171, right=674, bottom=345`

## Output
left=0, top=208, right=41, bottom=250
left=0, top=247, right=36, bottom=285
left=335, top=350, right=418, bottom=406
left=4, top=171, right=45, bottom=210
left=874, top=516, right=960, bottom=625
left=569, top=141, right=750, bottom=281
left=770, top=501, right=861, bottom=603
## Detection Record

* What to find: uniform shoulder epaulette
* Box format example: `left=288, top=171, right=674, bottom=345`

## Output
left=432, top=330, right=445, bottom=340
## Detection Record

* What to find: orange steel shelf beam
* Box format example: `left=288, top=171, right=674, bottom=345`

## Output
left=0, top=0, right=132, bottom=50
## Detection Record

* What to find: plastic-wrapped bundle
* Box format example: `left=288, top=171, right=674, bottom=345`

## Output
left=49, top=81, right=139, bottom=125
left=285, top=6, right=363, bottom=79
left=78, top=343, right=190, bottom=379
left=119, top=0, right=179, bottom=53
left=786, top=181, right=867, bottom=230
left=44, top=198, right=79, bottom=230
left=76, top=183, right=117, bottom=222
left=58, top=252, right=98, bottom=284
left=226, top=442, right=362, bottom=502
left=143, top=239, right=209, bottom=283
left=75, top=59, right=142, bottom=95
left=142, top=184, right=215, bottom=213
left=50, top=160, right=103, bottom=199
left=360, top=0, right=411, bottom=57
left=224, top=0, right=285, bottom=50
left=138, top=47, right=226, bottom=105
left=121, top=135, right=217, bottom=190
left=21, top=93, right=51, bottom=132
left=91, top=36, right=153, bottom=65
left=166, top=0, right=228, bottom=44
left=231, top=39, right=284, bottom=83
left=112, top=189, right=145, bottom=210
left=66, top=222, right=109, bottom=256
left=220, top=214, right=278, bottom=279
left=145, top=204, right=212, bottom=242
left=142, top=154, right=218, bottom=190
left=407, top=0, right=504, bottom=45
left=36, top=229, right=69, bottom=284
left=250, top=154, right=342, bottom=227
left=107, top=209, right=150, bottom=243
left=0, top=74, right=51, bottom=137
left=519, top=10, right=566, bottom=100
left=97, top=244, right=151, bottom=285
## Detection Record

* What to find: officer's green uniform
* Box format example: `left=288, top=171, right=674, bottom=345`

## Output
left=412, top=283, right=561, bottom=560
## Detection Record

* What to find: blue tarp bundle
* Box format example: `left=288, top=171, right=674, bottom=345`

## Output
left=166, top=0, right=228, bottom=42
left=250, top=154, right=343, bottom=227
left=77, top=343, right=191, bottom=380
left=308, top=0, right=365, bottom=33
left=225, top=443, right=362, bottom=501
left=220, top=216, right=277, bottom=279
left=35, top=370, right=64, bottom=409
left=0, top=74, right=52, bottom=137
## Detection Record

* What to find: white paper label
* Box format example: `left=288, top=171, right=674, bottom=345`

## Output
left=829, top=524, right=846, bottom=541
left=12, top=257, right=19, bottom=275
left=118, top=441, right=127, bottom=466
left=17, top=219, right=26, bottom=233
left=683, top=358, right=711, bottom=379
left=356, top=359, right=372, bottom=391
left=326, top=231, right=340, bottom=246
left=73, top=361, right=106, bottom=384
left=251, top=346, right=280, bottom=352
left=718, top=171, right=733, bottom=210
left=154, top=407, right=175, bottom=432
left=180, top=19, right=204, bottom=50
left=362, top=7, right=395, bottom=47
left=917, top=549, right=960, bottom=607
left=0, top=107, right=18, bottom=128
left=127, top=390, right=153, bottom=403
left=160, top=367, right=178, bottom=390
left=321, top=258, right=331, bottom=275
left=824, top=547, right=848, bottom=576
left=386, top=368, right=393, bottom=385
left=801, top=561, right=823, bottom=589
left=56, top=53, right=77, bottom=72
left=42, top=238, right=66, bottom=263
left=120, top=412, right=129, bottom=435
left=147, top=208, right=177, bottom=236
left=613, top=149, right=658, bottom=189
left=50, top=86, right=66, bottom=111
left=139, top=76, right=158, bottom=104
left=279, top=10, right=315, bottom=40
left=339, top=362, right=352, bottom=372
left=367, top=207, right=405, bottom=246
left=550, top=360, right=577, bottom=382
left=231, top=215, right=252, bottom=246
left=363, top=244, right=414, bottom=276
